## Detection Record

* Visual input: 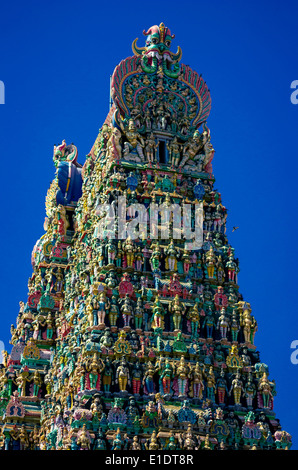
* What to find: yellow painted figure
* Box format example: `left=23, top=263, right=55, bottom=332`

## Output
left=169, top=295, right=186, bottom=330
left=115, top=359, right=130, bottom=392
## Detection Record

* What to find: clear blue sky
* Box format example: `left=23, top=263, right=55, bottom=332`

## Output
left=0, top=0, right=297, bottom=448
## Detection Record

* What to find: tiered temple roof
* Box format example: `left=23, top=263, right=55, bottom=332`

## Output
left=0, top=23, right=291, bottom=451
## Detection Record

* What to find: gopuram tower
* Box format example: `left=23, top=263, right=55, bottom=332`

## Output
left=0, top=23, right=292, bottom=451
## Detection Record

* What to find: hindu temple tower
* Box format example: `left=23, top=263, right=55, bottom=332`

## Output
left=0, top=23, right=292, bottom=450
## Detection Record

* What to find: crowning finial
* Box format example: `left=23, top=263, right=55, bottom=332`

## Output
left=159, top=22, right=165, bottom=43
left=132, top=22, right=182, bottom=63
left=112, top=22, right=212, bottom=142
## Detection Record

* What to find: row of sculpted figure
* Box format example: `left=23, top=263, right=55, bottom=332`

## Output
left=0, top=388, right=287, bottom=450
left=9, top=336, right=275, bottom=412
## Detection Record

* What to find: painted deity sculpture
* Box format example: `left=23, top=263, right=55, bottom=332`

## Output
left=169, top=295, right=186, bottom=331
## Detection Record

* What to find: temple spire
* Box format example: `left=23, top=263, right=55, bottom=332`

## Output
left=0, top=23, right=291, bottom=451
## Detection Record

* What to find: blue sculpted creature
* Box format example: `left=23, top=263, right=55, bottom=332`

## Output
left=53, top=140, right=83, bottom=206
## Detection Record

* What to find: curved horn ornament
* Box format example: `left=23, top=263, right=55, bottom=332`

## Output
left=132, top=38, right=146, bottom=56
left=171, top=45, right=182, bottom=63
